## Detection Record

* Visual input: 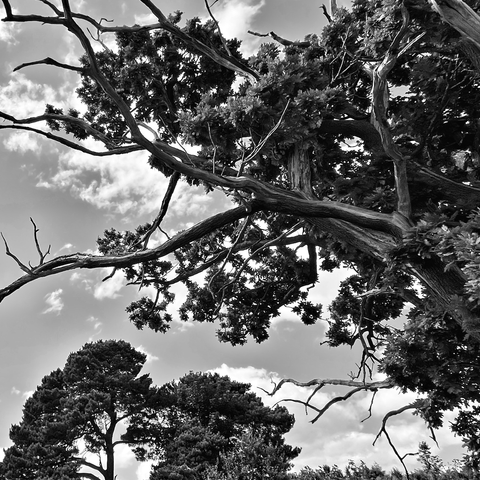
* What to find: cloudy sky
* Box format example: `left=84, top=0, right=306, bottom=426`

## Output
left=0, top=1, right=465, bottom=479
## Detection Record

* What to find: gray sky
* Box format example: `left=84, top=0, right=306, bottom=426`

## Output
left=0, top=1, right=465, bottom=479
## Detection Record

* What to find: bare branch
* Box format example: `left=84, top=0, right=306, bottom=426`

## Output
left=267, top=376, right=393, bottom=396
left=13, top=57, right=84, bottom=73
left=1, top=233, right=32, bottom=274
left=30, top=218, right=51, bottom=266
left=320, top=5, right=332, bottom=23
left=204, top=0, right=231, bottom=56
left=248, top=30, right=311, bottom=48
left=373, top=399, right=429, bottom=478
left=0, top=125, right=142, bottom=157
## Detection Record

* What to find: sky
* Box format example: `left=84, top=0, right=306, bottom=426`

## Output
left=0, top=1, right=466, bottom=479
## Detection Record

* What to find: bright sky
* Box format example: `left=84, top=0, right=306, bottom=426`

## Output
left=0, top=1, right=465, bottom=479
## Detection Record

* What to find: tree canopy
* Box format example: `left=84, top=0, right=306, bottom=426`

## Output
left=1, top=0, right=480, bottom=472
left=0, top=340, right=164, bottom=480
left=0, top=340, right=298, bottom=480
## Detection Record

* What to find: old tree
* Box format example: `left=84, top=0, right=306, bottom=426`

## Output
left=1, top=0, right=480, bottom=469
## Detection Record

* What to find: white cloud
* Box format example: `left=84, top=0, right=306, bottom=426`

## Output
left=10, top=387, right=20, bottom=395
left=114, top=443, right=136, bottom=469
left=22, top=390, right=34, bottom=400
left=208, top=364, right=465, bottom=473
left=86, top=315, right=103, bottom=341
left=36, top=141, right=215, bottom=220
left=93, top=269, right=125, bottom=300
left=0, top=73, right=60, bottom=119
left=54, top=243, right=75, bottom=255
left=136, top=460, right=154, bottom=480
left=2, top=131, right=42, bottom=154
left=0, top=22, right=18, bottom=45
left=205, top=0, right=266, bottom=56
left=42, top=288, right=64, bottom=315
left=136, top=345, right=160, bottom=364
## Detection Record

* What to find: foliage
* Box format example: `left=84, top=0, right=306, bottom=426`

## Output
left=149, top=371, right=300, bottom=479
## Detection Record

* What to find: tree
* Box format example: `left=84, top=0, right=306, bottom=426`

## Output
left=0, top=341, right=299, bottom=480
left=149, top=372, right=299, bottom=479
left=0, top=340, right=165, bottom=480
left=1, top=0, right=480, bottom=470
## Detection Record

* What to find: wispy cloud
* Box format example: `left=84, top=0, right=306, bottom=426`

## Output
left=43, top=289, right=64, bottom=315
left=136, top=345, right=160, bottom=364
left=10, top=387, right=20, bottom=395
left=86, top=315, right=103, bottom=341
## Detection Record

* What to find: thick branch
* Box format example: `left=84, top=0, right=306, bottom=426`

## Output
left=371, top=4, right=412, bottom=218
left=429, top=0, right=480, bottom=49
left=0, top=205, right=257, bottom=303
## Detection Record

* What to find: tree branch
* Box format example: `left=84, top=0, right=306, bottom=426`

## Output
left=371, top=3, right=412, bottom=219
left=0, top=205, right=258, bottom=303
left=248, top=30, right=311, bottom=48
left=373, top=399, right=429, bottom=478
left=429, top=0, right=480, bottom=49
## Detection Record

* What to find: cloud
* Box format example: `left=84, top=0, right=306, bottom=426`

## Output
left=0, top=73, right=60, bottom=119
left=136, top=460, right=154, bottom=480
left=86, top=315, right=103, bottom=340
left=206, top=0, right=266, bottom=56
left=0, top=21, right=18, bottom=45
left=10, top=387, right=20, bottom=395
left=22, top=391, right=34, bottom=400
left=42, top=289, right=64, bottom=315
left=207, top=364, right=464, bottom=472
left=2, top=131, right=42, bottom=154
left=36, top=140, right=216, bottom=221
left=136, top=345, right=160, bottom=364
left=93, top=269, right=125, bottom=300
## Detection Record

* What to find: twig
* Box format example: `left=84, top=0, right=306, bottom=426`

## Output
left=30, top=218, right=51, bottom=266
left=204, top=0, right=231, bottom=56
left=1, top=233, right=31, bottom=274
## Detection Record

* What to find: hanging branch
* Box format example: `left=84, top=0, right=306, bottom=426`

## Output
left=139, top=171, right=181, bottom=249
left=373, top=399, right=429, bottom=479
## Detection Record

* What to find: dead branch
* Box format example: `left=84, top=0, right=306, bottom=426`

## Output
left=0, top=125, right=142, bottom=157
left=13, top=57, right=84, bottom=73
left=266, top=376, right=393, bottom=396
left=204, top=0, right=231, bottom=56
left=320, top=5, right=332, bottom=23
left=373, top=399, right=429, bottom=478
left=265, top=376, right=394, bottom=424
left=30, top=218, right=51, bottom=266
left=1, top=233, right=31, bottom=274
left=248, top=30, right=311, bottom=48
